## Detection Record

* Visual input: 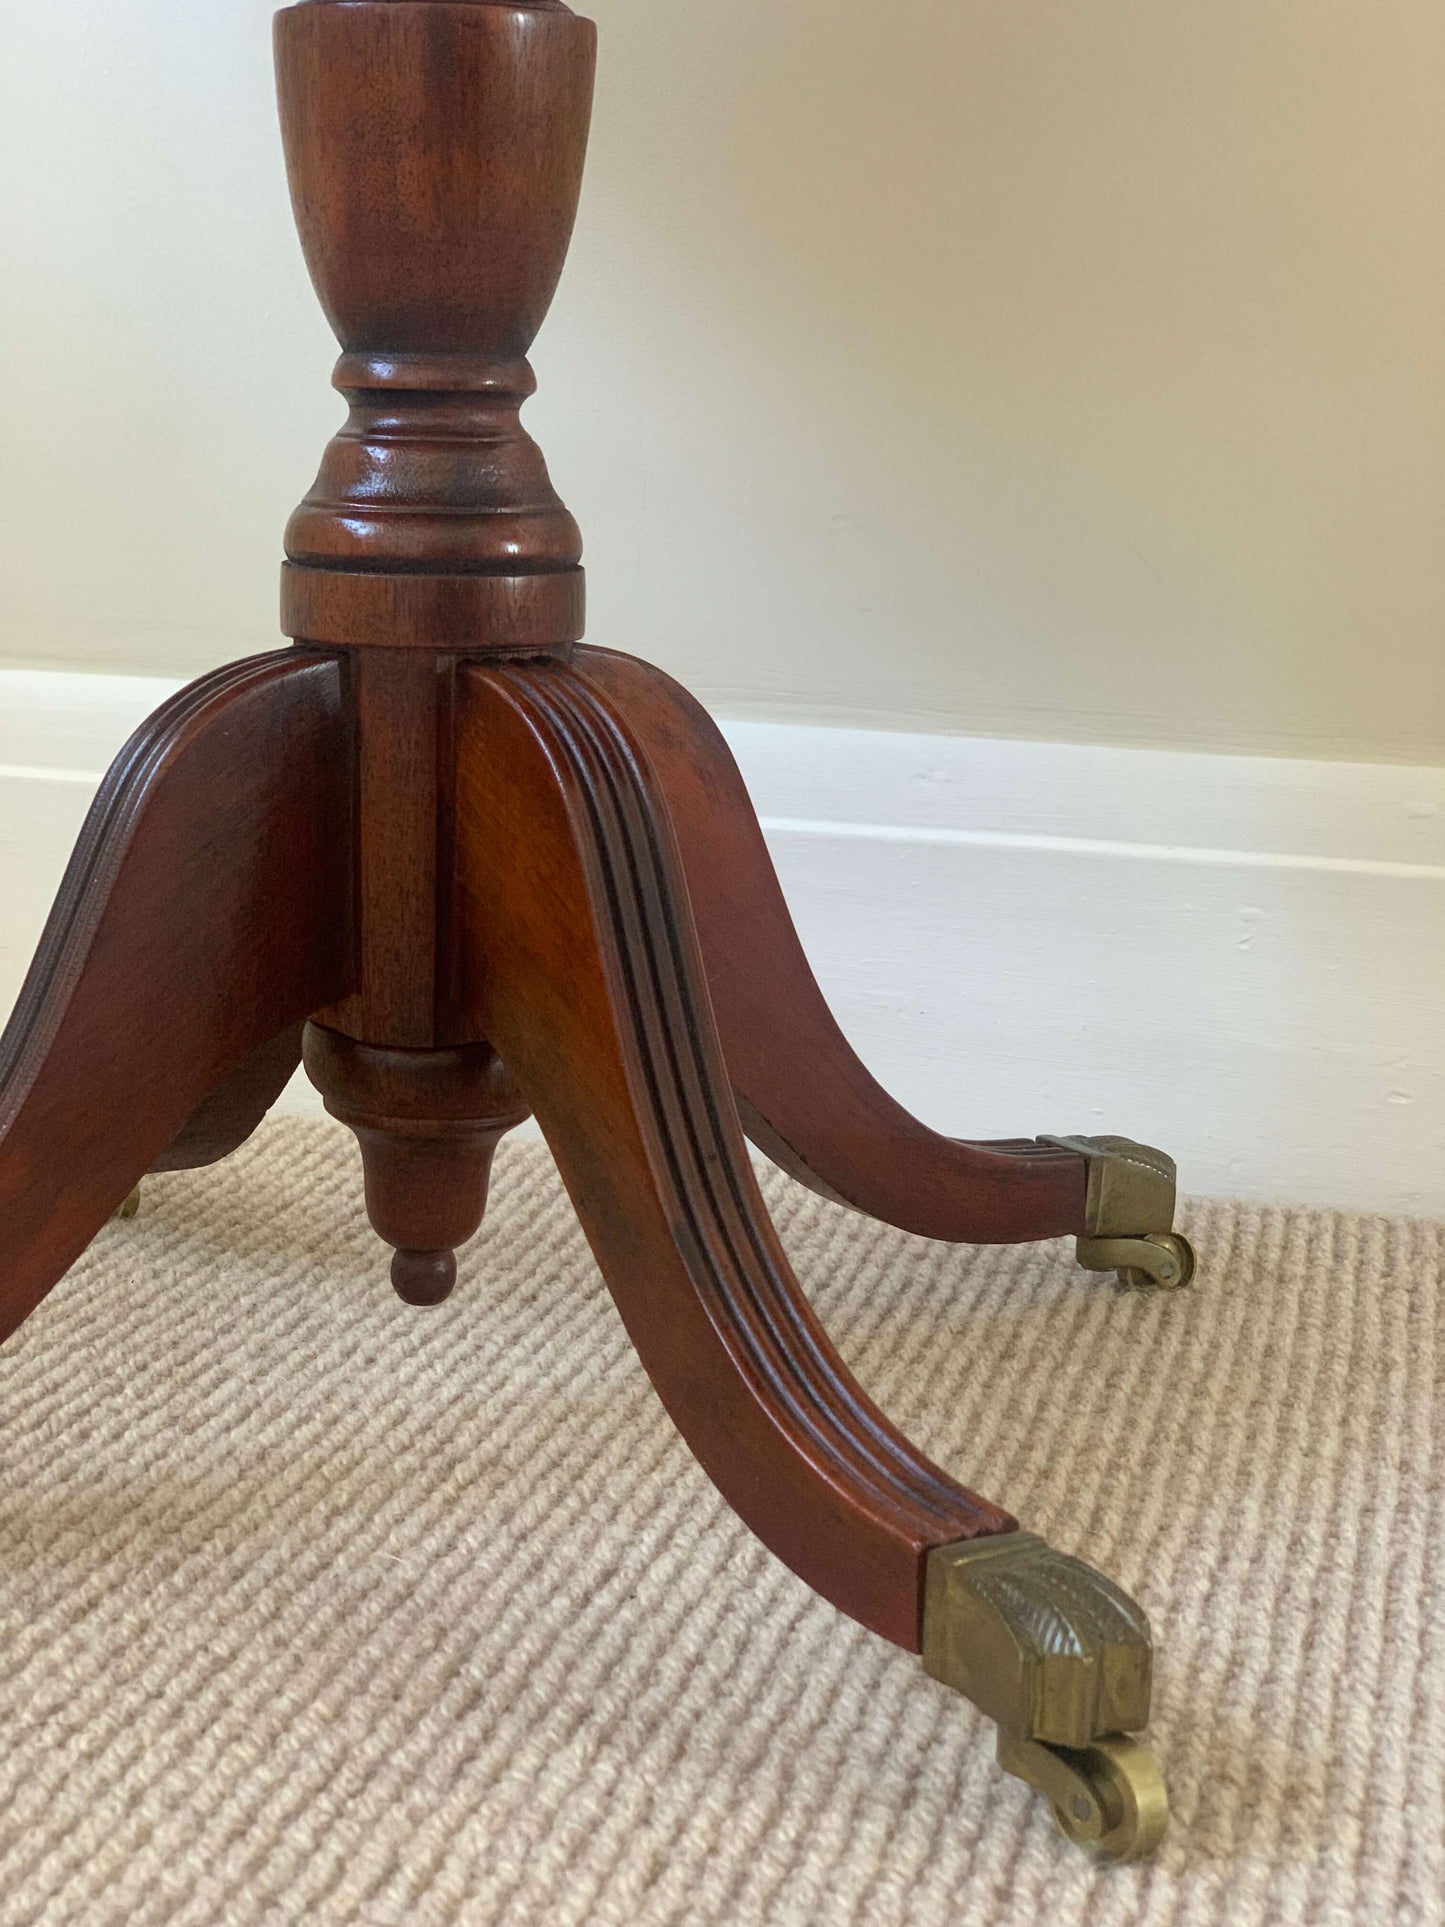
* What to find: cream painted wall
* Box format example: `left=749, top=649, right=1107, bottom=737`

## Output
left=1, top=1, right=1441, bottom=761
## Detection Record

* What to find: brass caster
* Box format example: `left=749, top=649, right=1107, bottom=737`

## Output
left=112, top=1187, right=142, bottom=1221
left=1039, top=1134, right=1197, bottom=1295
left=922, top=1531, right=1169, bottom=1862
left=1076, top=1230, right=1196, bottom=1293
left=998, top=1732, right=1169, bottom=1862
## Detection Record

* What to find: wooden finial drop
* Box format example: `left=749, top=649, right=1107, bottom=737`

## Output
left=390, top=1248, right=458, bottom=1308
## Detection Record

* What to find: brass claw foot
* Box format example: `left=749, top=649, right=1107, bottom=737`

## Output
left=1040, top=1134, right=1197, bottom=1292
left=922, top=1532, right=1169, bottom=1861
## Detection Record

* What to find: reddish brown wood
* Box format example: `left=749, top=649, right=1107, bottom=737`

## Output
left=280, top=566, right=586, bottom=654
left=0, top=0, right=1127, bottom=1682
left=0, top=653, right=350, bottom=1341
left=151, top=1024, right=307, bottom=1173
left=316, top=649, right=448, bottom=1047
left=274, top=0, right=594, bottom=668
left=454, top=660, right=1015, bottom=1649
left=303, top=1023, right=529, bottom=1304
left=278, top=0, right=598, bottom=1060
left=576, top=649, right=1090, bottom=1244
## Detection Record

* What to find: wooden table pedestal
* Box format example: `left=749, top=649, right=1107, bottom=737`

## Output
left=0, top=0, right=1198, bottom=1860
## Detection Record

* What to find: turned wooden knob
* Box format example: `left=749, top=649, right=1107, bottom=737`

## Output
left=391, top=1248, right=459, bottom=1308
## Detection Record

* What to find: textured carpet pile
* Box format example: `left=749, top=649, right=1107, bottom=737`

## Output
left=0, top=1117, right=1441, bottom=1925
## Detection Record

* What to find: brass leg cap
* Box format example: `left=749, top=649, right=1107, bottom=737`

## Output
left=112, top=1187, right=142, bottom=1222
left=924, top=1533, right=1169, bottom=1862
left=1041, top=1135, right=1198, bottom=1293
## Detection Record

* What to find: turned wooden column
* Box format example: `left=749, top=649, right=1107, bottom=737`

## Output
left=276, top=0, right=596, bottom=1297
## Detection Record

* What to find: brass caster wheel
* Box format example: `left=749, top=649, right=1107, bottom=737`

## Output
left=925, top=1534, right=1169, bottom=1862
left=1115, top=1232, right=1195, bottom=1293
left=997, top=1731, right=1168, bottom=1861
left=1076, top=1230, right=1196, bottom=1293
left=1040, top=1136, right=1198, bottom=1295
left=1045, top=1735, right=1169, bottom=1861
left=111, top=1186, right=142, bottom=1222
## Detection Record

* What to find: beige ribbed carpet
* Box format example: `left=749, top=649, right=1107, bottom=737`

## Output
left=0, top=1119, right=1441, bottom=1926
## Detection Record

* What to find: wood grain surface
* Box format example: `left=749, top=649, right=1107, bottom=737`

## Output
left=577, top=648, right=1089, bottom=1244
left=454, top=660, right=1015, bottom=1648
left=0, top=653, right=350, bottom=1340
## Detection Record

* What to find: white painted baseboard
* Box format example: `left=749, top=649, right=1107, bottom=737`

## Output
left=2, top=669, right=1441, bottom=1217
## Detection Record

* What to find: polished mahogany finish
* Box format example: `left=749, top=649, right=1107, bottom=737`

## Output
left=153, top=1024, right=308, bottom=1174
left=455, top=661, right=1011, bottom=1643
left=576, top=650, right=1089, bottom=1243
left=274, top=0, right=593, bottom=666
left=303, top=1023, right=530, bottom=1305
left=0, top=653, right=348, bottom=1343
left=0, top=0, right=1111, bottom=1654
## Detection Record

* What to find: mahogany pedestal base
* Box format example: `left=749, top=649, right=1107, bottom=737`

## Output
left=0, top=640, right=1188, bottom=1858
left=0, top=0, right=1196, bottom=1861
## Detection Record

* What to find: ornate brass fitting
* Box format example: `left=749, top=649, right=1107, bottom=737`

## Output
left=1040, top=1134, right=1197, bottom=1291
left=922, top=1532, right=1169, bottom=1859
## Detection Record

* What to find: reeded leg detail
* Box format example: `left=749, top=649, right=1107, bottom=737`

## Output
left=577, top=649, right=1196, bottom=1298
left=455, top=656, right=1019, bottom=1648
left=574, top=649, right=1088, bottom=1243
left=451, top=654, right=1172, bottom=1849
left=0, top=652, right=350, bottom=1340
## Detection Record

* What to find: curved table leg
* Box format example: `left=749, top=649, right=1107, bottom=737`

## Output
left=455, top=657, right=1169, bottom=1850
left=0, top=651, right=351, bottom=1339
left=456, top=657, right=1014, bottom=1649
left=574, top=646, right=1087, bottom=1244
